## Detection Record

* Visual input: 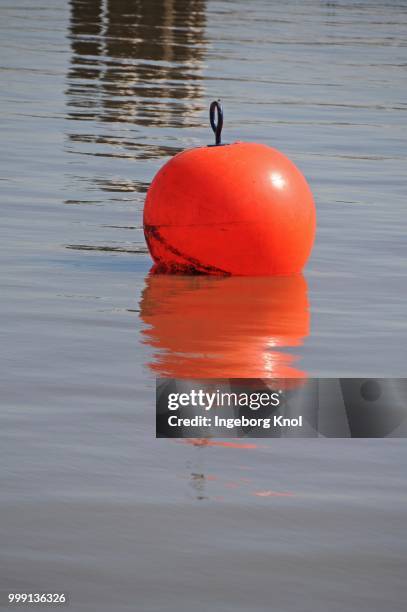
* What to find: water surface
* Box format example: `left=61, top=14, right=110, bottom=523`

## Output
left=1, top=1, right=406, bottom=610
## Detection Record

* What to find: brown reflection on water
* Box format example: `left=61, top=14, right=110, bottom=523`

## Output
left=67, top=0, right=207, bottom=131
left=139, top=274, right=310, bottom=378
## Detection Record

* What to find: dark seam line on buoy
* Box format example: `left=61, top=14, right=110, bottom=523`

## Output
left=143, top=220, right=261, bottom=228
left=144, top=224, right=230, bottom=276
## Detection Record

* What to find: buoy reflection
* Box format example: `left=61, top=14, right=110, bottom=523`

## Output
left=139, top=273, right=310, bottom=379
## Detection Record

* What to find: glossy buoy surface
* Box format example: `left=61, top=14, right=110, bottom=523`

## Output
left=144, top=103, right=316, bottom=276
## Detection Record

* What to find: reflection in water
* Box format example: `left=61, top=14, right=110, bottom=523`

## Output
left=140, top=274, right=310, bottom=378
left=67, top=0, right=207, bottom=134
left=189, top=471, right=208, bottom=501
left=183, top=443, right=294, bottom=501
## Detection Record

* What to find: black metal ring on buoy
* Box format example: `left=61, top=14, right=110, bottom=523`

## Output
left=209, top=100, right=223, bottom=146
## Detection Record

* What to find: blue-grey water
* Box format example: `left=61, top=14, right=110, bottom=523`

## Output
left=1, top=1, right=406, bottom=610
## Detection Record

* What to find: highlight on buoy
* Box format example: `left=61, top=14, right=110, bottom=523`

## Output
left=143, top=100, right=316, bottom=276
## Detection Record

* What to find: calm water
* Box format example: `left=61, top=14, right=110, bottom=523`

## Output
left=1, top=1, right=406, bottom=610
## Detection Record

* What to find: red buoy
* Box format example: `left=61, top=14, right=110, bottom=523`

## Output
left=144, top=101, right=316, bottom=276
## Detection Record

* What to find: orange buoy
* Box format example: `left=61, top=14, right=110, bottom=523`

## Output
left=144, top=101, right=316, bottom=276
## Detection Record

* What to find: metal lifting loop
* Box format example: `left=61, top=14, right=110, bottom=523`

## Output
left=209, top=100, right=223, bottom=145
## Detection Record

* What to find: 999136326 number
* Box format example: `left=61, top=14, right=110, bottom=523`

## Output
left=8, top=593, right=67, bottom=605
